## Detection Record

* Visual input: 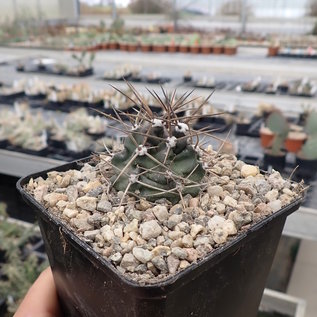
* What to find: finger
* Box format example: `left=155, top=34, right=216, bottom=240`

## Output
left=14, top=267, right=62, bottom=317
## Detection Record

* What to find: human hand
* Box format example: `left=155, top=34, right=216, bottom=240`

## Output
left=14, top=267, right=62, bottom=317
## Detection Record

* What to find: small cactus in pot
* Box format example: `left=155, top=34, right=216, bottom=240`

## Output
left=263, top=111, right=289, bottom=171
left=299, top=111, right=317, bottom=160
left=296, top=111, right=317, bottom=178
left=266, top=111, right=289, bottom=155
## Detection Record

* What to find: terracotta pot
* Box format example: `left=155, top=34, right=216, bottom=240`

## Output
left=152, top=45, right=166, bottom=53
left=108, top=42, right=119, bottom=50
left=140, top=44, right=152, bottom=52
left=201, top=46, right=212, bottom=54
left=268, top=46, right=279, bottom=56
left=127, top=43, right=138, bottom=52
left=224, top=46, right=237, bottom=55
left=179, top=45, right=189, bottom=53
left=213, top=46, right=224, bottom=54
left=284, top=132, right=306, bottom=153
left=167, top=45, right=179, bottom=53
left=101, top=43, right=109, bottom=50
left=119, top=43, right=128, bottom=51
left=190, top=46, right=201, bottom=54
left=260, top=127, right=274, bottom=148
left=167, top=25, right=174, bottom=33
left=86, top=46, right=96, bottom=52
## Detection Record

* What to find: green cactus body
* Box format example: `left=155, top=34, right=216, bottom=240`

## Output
left=111, top=119, right=205, bottom=204
left=266, top=111, right=289, bottom=155
left=301, top=111, right=317, bottom=160
left=305, top=111, right=317, bottom=136
left=301, top=138, right=317, bottom=160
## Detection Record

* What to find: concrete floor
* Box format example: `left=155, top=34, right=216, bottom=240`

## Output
left=288, top=240, right=317, bottom=317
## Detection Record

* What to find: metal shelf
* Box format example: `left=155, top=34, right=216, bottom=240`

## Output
left=0, top=149, right=65, bottom=178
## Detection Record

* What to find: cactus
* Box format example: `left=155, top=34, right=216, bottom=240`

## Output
left=71, top=51, right=95, bottom=69
left=266, top=111, right=289, bottom=155
left=101, top=83, right=219, bottom=204
left=301, top=111, right=317, bottom=160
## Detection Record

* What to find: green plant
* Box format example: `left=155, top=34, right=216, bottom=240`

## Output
left=71, top=51, right=95, bottom=69
left=103, top=84, right=212, bottom=204
left=0, top=203, right=48, bottom=315
left=110, top=17, right=124, bottom=34
left=266, top=111, right=289, bottom=155
left=224, top=38, right=237, bottom=47
left=189, top=34, right=201, bottom=46
left=301, top=111, right=317, bottom=159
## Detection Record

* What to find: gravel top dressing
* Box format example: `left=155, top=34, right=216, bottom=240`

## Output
left=25, top=150, right=303, bottom=285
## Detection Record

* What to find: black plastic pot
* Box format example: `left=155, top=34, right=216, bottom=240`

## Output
left=263, top=151, right=286, bottom=172
left=0, top=91, right=25, bottom=103
left=26, top=93, right=47, bottom=100
left=146, top=77, right=171, bottom=85
left=6, top=145, right=49, bottom=157
left=17, top=158, right=302, bottom=317
left=183, top=75, right=192, bottom=83
left=0, top=139, right=9, bottom=149
left=235, top=122, right=251, bottom=136
left=295, top=156, right=317, bottom=179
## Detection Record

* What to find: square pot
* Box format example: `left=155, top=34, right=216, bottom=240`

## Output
left=17, top=157, right=302, bottom=317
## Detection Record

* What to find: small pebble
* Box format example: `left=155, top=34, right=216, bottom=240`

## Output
left=132, top=247, right=153, bottom=264
left=167, top=255, right=180, bottom=274
left=241, top=165, right=259, bottom=178
left=140, top=220, right=162, bottom=240
left=76, top=196, right=97, bottom=212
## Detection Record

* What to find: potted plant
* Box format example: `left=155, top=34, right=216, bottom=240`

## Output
left=167, top=36, right=180, bottom=53
left=235, top=112, right=253, bottom=136
left=189, top=34, right=201, bottom=54
left=183, top=70, right=192, bottom=82
left=140, top=36, right=152, bottom=52
left=262, top=111, right=289, bottom=171
left=213, top=40, right=224, bottom=54
left=127, top=36, right=139, bottom=52
left=179, top=38, right=190, bottom=53
left=241, top=76, right=261, bottom=92
left=68, top=51, right=95, bottom=77
left=284, top=125, right=306, bottom=153
left=18, top=84, right=304, bottom=317
left=224, top=39, right=238, bottom=55
left=268, top=39, right=280, bottom=57
left=152, top=37, right=167, bottom=53
left=296, top=111, right=317, bottom=178
left=298, top=104, right=314, bottom=126
left=201, top=38, right=213, bottom=54
left=108, top=33, right=119, bottom=50
left=119, top=35, right=129, bottom=51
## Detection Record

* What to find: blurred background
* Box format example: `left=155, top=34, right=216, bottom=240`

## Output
left=0, top=1, right=317, bottom=316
